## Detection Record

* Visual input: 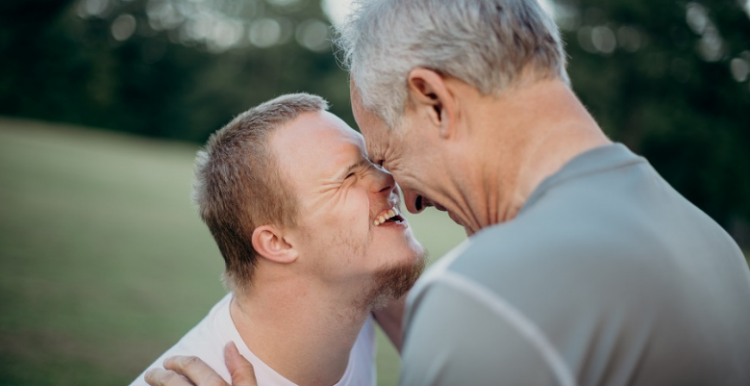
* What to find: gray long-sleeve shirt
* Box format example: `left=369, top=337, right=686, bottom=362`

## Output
left=401, top=144, right=750, bottom=386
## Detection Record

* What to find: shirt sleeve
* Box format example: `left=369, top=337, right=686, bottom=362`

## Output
left=400, top=275, right=572, bottom=386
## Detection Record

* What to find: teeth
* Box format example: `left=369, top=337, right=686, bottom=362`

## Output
left=373, top=208, right=400, bottom=226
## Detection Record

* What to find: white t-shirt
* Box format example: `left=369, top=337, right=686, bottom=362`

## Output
left=130, top=293, right=377, bottom=386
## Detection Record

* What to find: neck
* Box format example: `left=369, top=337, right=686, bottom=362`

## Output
left=230, top=276, right=371, bottom=386
left=459, top=79, right=611, bottom=231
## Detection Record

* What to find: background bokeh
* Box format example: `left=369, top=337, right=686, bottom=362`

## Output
left=0, top=0, right=748, bottom=385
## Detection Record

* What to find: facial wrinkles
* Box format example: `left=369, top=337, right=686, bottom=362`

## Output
left=310, top=178, right=350, bottom=213
left=359, top=135, right=398, bottom=203
left=377, top=134, right=428, bottom=209
left=369, top=129, right=405, bottom=187
left=303, top=129, right=367, bottom=206
left=364, top=165, right=396, bottom=222
left=314, top=162, right=395, bottom=233
left=297, top=166, right=369, bottom=267
left=451, top=187, right=482, bottom=235
left=420, top=150, right=479, bottom=234
left=386, top=123, right=473, bottom=232
left=307, top=162, right=364, bottom=214
left=356, top=101, right=419, bottom=217
left=364, top=135, right=387, bottom=169
left=460, top=144, right=502, bottom=233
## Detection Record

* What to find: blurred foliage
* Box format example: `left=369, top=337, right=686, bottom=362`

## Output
left=0, top=0, right=748, bottom=238
left=0, top=0, right=352, bottom=143
left=559, top=0, right=750, bottom=234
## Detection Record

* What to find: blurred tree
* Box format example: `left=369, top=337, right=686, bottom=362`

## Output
left=558, top=0, right=750, bottom=234
left=0, top=0, right=352, bottom=142
left=0, top=0, right=78, bottom=121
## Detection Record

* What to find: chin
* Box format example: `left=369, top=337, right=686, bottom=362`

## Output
left=364, top=245, right=427, bottom=310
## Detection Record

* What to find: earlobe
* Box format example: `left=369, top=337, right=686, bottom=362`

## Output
left=251, top=225, right=298, bottom=264
left=406, top=68, right=456, bottom=139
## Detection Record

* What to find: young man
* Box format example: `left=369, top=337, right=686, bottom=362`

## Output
left=132, top=93, right=425, bottom=386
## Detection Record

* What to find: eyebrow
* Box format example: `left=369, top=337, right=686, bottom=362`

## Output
left=337, top=158, right=370, bottom=180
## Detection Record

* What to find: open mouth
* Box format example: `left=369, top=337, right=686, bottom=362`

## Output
left=373, top=207, right=405, bottom=226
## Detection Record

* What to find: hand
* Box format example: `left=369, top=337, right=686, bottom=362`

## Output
left=145, top=342, right=258, bottom=386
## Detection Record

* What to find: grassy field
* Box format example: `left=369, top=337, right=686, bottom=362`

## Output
left=0, top=117, right=467, bottom=386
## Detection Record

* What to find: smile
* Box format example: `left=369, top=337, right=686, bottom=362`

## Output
left=373, top=207, right=405, bottom=226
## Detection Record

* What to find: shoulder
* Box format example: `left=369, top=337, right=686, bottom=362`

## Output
left=442, top=218, right=655, bottom=293
left=406, top=218, right=665, bottom=348
left=402, top=267, right=576, bottom=386
left=402, top=231, right=650, bottom=386
left=128, top=294, right=236, bottom=386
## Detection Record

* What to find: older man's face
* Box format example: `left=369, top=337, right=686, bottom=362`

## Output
left=350, top=83, right=462, bottom=229
left=272, top=110, right=424, bottom=302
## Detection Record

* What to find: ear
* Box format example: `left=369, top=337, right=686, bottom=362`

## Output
left=251, top=225, right=298, bottom=264
left=406, top=68, right=457, bottom=139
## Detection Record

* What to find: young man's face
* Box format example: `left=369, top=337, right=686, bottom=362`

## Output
left=272, top=110, right=425, bottom=303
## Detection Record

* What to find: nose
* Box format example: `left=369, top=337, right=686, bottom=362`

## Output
left=369, top=167, right=395, bottom=195
left=403, top=190, right=432, bottom=214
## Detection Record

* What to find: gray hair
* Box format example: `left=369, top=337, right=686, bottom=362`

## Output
left=336, top=0, right=569, bottom=128
left=193, top=93, right=329, bottom=293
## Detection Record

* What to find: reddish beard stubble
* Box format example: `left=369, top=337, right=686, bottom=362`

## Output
left=360, top=249, right=427, bottom=311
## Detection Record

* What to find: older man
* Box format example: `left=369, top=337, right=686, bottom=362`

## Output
left=135, top=93, right=425, bottom=386
left=342, top=0, right=750, bottom=385
left=151, top=0, right=750, bottom=385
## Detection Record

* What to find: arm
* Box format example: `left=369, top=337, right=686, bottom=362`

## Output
left=372, top=293, right=407, bottom=353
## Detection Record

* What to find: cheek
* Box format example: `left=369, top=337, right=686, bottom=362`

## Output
left=390, top=151, right=422, bottom=184
left=340, top=188, right=371, bottom=228
left=316, top=189, right=372, bottom=253
left=400, top=156, right=441, bottom=193
left=391, top=169, right=423, bottom=198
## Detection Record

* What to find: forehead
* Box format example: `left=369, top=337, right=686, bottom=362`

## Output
left=272, top=111, right=365, bottom=184
left=350, top=91, right=392, bottom=159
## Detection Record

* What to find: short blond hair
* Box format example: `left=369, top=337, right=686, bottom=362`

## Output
left=193, top=93, right=329, bottom=292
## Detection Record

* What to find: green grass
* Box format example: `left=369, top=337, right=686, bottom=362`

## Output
left=0, top=117, right=467, bottom=386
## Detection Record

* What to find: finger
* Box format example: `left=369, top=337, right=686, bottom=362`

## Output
left=144, top=368, right=193, bottom=386
left=225, top=342, right=258, bottom=386
left=163, top=355, right=228, bottom=386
